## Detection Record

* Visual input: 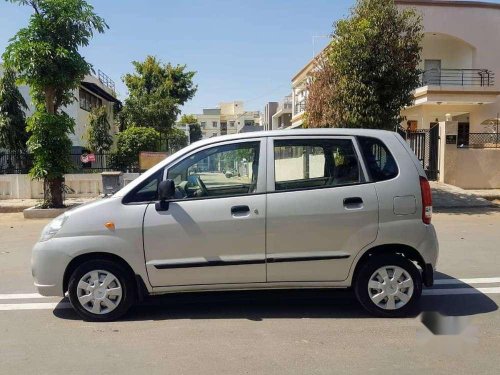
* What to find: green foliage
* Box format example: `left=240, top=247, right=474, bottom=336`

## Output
left=180, top=114, right=202, bottom=143
left=85, top=106, right=113, bottom=153
left=2, top=0, right=107, bottom=207
left=306, top=0, right=423, bottom=130
left=26, top=111, right=74, bottom=180
left=165, top=127, right=188, bottom=152
left=3, top=0, right=108, bottom=114
left=121, top=55, right=197, bottom=137
left=110, top=126, right=160, bottom=171
left=0, top=67, right=28, bottom=150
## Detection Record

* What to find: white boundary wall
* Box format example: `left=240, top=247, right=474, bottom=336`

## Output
left=0, top=173, right=140, bottom=199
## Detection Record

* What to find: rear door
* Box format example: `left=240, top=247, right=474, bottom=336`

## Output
left=266, top=136, right=378, bottom=282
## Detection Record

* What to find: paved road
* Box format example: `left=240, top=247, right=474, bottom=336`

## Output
left=0, top=210, right=499, bottom=374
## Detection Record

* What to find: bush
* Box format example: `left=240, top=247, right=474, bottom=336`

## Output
left=85, top=106, right=113, bottom=153
left=110, top=126, right=160, bottom=171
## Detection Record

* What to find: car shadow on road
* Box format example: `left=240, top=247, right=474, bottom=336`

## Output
left=53, top=272, right=498, bottom=322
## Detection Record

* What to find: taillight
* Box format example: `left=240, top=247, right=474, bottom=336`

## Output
left=420, top=176, right=432, bottom=224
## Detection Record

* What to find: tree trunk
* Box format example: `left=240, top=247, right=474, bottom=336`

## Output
left=43, top=87, right=64, bottom=208
left=47, top=177, right=64, bottom=208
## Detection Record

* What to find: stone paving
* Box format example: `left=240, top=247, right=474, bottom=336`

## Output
left=430, top=181, right=498, bottom=209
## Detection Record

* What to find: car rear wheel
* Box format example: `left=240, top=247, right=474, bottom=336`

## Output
left=354, top=254, right=422, bottom=317
left=68, top=259, right=135, bottom=322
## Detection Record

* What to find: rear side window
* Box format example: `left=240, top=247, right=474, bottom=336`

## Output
left=274, top=138, right=361, bottom=191
left=357, top=137, right=398, bottom=182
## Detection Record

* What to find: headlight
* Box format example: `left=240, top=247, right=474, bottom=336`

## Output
left=40, top=214, right=68, bottom=242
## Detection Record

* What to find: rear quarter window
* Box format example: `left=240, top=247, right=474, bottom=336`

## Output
left=357, top=136, right=398, bottom=182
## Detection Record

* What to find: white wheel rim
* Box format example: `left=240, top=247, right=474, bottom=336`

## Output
left=76, top=270, right=123, bottom=315
left=367, top=265, right=414, bottom=310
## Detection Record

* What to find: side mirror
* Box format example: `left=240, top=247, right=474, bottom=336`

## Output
left=156, top=179, right=175, bottom=211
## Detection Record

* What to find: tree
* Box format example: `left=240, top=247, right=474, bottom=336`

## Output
left=179, top=114, right=202, bottom=143
left=2, top=0, right=107, bottom=207
left=306, top=0, right=423, bottom=130
left=110, top=126, right=159, bottom=172
left=85, top=106, right=113, bottom=153
left=165, top=127, right=188, bottom=152
left=121, top=56, right=197, bottom=148
left=0, top=66, right=28, bottom=151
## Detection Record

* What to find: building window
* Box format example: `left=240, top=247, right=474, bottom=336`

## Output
left=230, top=121, right=235, bottom=127
left=212, top=121, right=218, bottom=128
left=201, top=122, right=206, bottom=128
left=79, top=88, right=102, bottom=112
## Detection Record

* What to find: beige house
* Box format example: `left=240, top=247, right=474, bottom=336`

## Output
left=396, top=0, right=500, bottom=141
left=290, top=58, right=315, bottom=128
left=288, top=0, right=500, bottom=137
left=0, top=65, right=119, bottom=153
left=179, top=101, right=261, bottom=140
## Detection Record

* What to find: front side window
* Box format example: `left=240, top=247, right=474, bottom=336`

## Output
left=357, top=136, right=398, bottom=181
left=167, top=141, right=260, bottom=199
left=122, top=169, right=163, bottom=204
left=274, top=138, right=361, bottom=191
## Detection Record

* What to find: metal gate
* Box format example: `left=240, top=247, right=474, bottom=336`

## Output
left=398, top=125, right=439, bottom=180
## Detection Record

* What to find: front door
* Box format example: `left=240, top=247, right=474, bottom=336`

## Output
left=266, top=136, right=379, bottom=282
left=423, top=59, right=441, bottom=85
left=143, top=139, right=266, bottom=287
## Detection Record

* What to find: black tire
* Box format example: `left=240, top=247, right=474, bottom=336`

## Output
left=68, top=259, right=136, bottom=322
left=354, top=254, right=422, bottom=318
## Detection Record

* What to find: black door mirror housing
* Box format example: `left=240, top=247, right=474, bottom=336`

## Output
left=156, top=179, right=175, bottom=211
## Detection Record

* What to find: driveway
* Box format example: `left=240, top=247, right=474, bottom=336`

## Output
left=431, top=181, right=497, bottom=209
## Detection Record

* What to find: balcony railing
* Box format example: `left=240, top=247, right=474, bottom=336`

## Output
left=421, top=69, right=495, bottom=87
left=98, top=69, right=116, bottom=91
left=294, top=102, right=306, bottom=115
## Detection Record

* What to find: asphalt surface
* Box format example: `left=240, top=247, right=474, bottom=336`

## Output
left=0, top=209, right=499, bottom=374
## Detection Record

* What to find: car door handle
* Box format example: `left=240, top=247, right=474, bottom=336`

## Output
left=343, top=197, right=363, bottom=208
left=231, top=205, right=250, bottom=215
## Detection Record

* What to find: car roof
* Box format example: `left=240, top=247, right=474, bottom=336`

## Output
left=191, top=128, right=396, bottom=147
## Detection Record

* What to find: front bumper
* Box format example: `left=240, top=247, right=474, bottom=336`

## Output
left=31, top=240, right=72, bottom=297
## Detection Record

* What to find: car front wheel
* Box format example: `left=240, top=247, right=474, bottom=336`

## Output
left=354, top=254, right=422, bottom=317
left=68, top=259, right=135, bottom=322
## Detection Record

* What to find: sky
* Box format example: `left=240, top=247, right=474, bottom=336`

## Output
left=0, top=0, right=353, bottom=115
left=1, top=0, right=499, bottom=116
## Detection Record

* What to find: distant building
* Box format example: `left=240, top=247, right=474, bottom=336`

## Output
left=271, top=95, right=293, bottom=130
left=178, top=101, right=262, bottom=140
left=0, top=64, right=120, bottom=153
left=288, top=0, right=500, bottom=135
left=290, top=57, right=316, bottom=129
left=262, top=102, right=278, bottom=131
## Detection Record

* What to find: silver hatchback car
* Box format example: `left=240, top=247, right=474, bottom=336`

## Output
left=32, top=129, right=438, bottom=321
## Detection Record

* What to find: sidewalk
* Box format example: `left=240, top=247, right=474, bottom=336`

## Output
left=430, top=182, right=499, bottom=209
left=0, top=197, right=96, bottom=213
left=1, top=184, right=498, bottom=213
